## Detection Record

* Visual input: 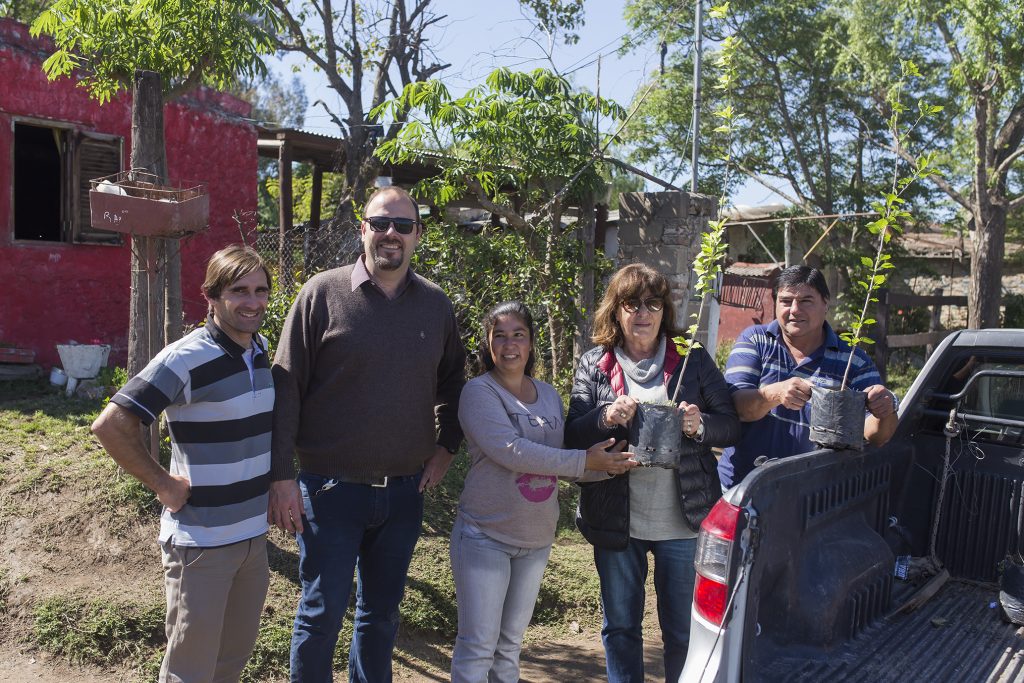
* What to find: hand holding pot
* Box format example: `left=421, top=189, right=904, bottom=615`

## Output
left=677, top=401, right=703, bottom=438
left=864, top=384, right=897, bottom=419
left=603, top=396, right=638, bottom=429
left=584, top=438, right=637, bottom=475
left=770, top=377, right=813, bottom=410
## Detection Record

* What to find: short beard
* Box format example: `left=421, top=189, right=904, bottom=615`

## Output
left=373, top=254, right=401, bottom=271
left=371, top=240, right=404, bottom=270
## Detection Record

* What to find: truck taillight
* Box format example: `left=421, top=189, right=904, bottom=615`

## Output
left=694, top=499, right=742, bottom=625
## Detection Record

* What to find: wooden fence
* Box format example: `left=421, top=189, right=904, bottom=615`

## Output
left=873, top=288, right=968, bottom=384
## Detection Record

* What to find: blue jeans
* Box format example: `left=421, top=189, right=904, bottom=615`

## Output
left=594, top=537, right=697, bottom=683
left=290, top=471, right=424, bottom=683
left=449, top=514, right=552, bottom=683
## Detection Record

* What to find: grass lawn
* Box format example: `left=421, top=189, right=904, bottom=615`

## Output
left=0, top=378, right=603, bottom=682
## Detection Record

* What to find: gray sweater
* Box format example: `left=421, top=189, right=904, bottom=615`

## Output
left=457, top=373, right=588, bottom=548
left=271, top=262, right=465, bottom=480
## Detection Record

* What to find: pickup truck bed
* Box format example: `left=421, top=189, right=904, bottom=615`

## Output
left=682, top=330, right=1024, bottom=682
left=762, top=580, right=1024, bottom=682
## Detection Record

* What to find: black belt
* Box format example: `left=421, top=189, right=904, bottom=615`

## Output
left=330, top=473, right=417, bottom=488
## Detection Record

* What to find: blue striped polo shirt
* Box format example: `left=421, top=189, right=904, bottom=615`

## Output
left=718, top=320, right=884, bottom=488
left=111, top=320, right=274, bottom=547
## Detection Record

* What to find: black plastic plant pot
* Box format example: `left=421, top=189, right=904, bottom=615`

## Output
left=629, top=403, right=689, bottom=468
left=809, top=385, right=866, bottom=450
left=999, top=560, right=1024, bottom=625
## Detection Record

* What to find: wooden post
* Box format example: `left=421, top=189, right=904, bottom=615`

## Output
left=128, top=70, right=169, bottom=460
left=278, top=139, right=293, bottom=287
left=308, top=166, right=323, bottom=281
left=165, top=238, right=182, bottom=344
left=875, top=287, right=890, bottom=385
left=784, top=218, right=792, bottom=268
left=926, top=287, right=942, bottom=359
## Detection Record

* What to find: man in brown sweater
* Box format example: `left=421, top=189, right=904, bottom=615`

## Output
left=269, top=186, right=465, bottom=682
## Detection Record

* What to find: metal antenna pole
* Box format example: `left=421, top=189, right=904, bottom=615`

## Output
left=691, top=0, right=704, bottom=192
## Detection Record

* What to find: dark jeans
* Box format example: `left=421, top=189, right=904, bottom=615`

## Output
left=594, top=537, right=697, bottom=683
left=290, top=471, right=424, bottom=683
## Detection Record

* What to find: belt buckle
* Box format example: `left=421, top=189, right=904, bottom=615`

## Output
left=371, top=476, right=388, bottom=488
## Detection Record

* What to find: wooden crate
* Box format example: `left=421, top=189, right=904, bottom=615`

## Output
left=89, top=170, right=209, bottom=237
left=0, top=347, right=35, bottom=364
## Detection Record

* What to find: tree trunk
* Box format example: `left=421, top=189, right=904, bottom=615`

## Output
left=968, top=199, right=1006, bottom=329
left=544, top=199, right=568, bottom=383
left=128, top=70, right=169, bottom=375
left=128, top=70, right=168, bottom=460
left=574, top=193, right=596, bottom=362
left=968, top=91, right=1006, bottom=330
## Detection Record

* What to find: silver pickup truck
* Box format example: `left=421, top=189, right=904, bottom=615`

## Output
left=682, top=328, right=1024, bottom=682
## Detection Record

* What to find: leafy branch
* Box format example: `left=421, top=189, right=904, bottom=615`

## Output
left=839, top=59, right=941, bottom=390
left=670, top=2, right=736, bottom=405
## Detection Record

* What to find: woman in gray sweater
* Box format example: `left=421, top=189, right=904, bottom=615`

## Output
left=451, top=301, right=637, bottom=683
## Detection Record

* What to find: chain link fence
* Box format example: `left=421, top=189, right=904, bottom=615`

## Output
left=253, top=216, right=596, bottom=393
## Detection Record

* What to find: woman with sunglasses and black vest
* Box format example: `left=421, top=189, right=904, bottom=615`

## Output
left=564, top=263, right=741, bottom=683
left=450, top=301, right=637, bottom=683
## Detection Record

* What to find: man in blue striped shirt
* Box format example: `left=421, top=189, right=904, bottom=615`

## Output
left=92, top=244, right=274, bottom=682
left=719, top=266, right=898, bottom=488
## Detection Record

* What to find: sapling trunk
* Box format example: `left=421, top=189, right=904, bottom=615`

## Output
left=670, top=292, right=707, bottom=405
left=840, top=225, right=889, bottom=391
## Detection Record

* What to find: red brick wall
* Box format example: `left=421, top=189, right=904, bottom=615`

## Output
left=0, top=19, right=257, bottom=369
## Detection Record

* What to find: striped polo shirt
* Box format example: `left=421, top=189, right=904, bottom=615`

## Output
left=718, top=320, right=885, bottom=488
left=112, top=320, right=273, bottom=547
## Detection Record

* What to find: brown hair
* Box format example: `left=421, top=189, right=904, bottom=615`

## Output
left=202, top=244, right=271, bottom=312
left=363, top=185, right=419, bottom=219
left=591, top=263, right=680, bottom=349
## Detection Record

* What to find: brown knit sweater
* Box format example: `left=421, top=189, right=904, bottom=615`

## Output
left=270, top=262, right=466, bottom=480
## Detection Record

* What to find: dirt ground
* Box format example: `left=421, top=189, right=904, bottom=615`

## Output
left=0, top=385, right=669, bottom=683
left=0, top=628, right=665, bottom=683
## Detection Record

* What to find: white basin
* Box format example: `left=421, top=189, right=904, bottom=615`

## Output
left=56, top=344, right=110, bottom=379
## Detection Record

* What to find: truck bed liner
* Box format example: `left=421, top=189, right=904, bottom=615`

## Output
left=761, top=580, right=1024, bottom=682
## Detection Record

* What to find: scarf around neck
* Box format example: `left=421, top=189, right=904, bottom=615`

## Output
left=614, top=336, right=666, bottom=386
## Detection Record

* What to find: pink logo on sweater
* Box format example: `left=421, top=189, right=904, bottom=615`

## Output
left=517, top=474, right=557, bottom=502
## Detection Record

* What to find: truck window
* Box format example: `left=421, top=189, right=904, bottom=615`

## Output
left=935, top=356, right=1024, bottom=445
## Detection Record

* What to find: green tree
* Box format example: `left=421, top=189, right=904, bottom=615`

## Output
left=0, top=0, right=50, bottom=21
left=32, top=0, right=278, bottom=103
left=847, top=0, right=1024, bottom=329
left=266, top=0, right=449, bottom=238
left=621, top=50, right=733, bottom=196
left=519, top=0, right=587, bottom=44
left=375, top=68, right=626, bottom=382
left=624, top=0, right=945, bottom=325
left=626, top=0, right=883, bottom=217
left=31, top=0, right=279, bottom=380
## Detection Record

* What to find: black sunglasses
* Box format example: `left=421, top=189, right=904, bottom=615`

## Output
left=365, top=216, right=419, bottom=235
left=621, top=297, right=665, bottom=313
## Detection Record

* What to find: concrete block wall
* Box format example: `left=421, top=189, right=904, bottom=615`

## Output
left=616, top=191, right=718, bottom=342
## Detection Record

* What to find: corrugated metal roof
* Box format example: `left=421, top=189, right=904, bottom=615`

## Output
left=725, top=261, right=783, bottom=277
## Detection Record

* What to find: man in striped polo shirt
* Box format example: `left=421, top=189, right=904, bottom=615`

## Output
left=92, top=244, right=274, bottom=682
left=719, top=265, right=899, bottom=489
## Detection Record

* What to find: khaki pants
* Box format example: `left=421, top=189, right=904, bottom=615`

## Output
left=159, top=534, right=269, bottom=683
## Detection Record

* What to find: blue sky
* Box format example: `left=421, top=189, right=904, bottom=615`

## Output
left=267, top=0, right=788, bottom=208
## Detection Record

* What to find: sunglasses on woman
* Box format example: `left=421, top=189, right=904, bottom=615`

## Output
left=620, top=297, right=665, bottom=313
left=364, top=216, right=419, bottom=235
